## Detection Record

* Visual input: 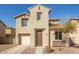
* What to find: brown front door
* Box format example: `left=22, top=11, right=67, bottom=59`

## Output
left=36, top=30, right=42, bottom=46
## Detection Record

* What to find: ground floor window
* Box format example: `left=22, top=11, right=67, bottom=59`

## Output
left=55, top=32, right=62, bottom=40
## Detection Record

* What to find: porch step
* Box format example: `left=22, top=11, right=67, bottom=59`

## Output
left=35, top=46, right=43, bottom=54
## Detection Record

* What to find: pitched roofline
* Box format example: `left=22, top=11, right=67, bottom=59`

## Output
left=28, top=4, right=51, bottom=12
left=5, top=27, right=15, bottom=30
left=64, top=18, right=79, bottom=25
left=14, top=13, right=29, bottom=19
left=69, top=18, right=79, bottom=22
left=0, top=20, right=7, bottom=27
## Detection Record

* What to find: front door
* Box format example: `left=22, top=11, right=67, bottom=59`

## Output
left=36, top=30, right=42, bottom=46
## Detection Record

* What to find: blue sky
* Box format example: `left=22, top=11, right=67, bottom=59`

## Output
left=0, top=4, right=79, bottom=28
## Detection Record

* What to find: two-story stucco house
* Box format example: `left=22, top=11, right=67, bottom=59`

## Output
left=15, top=5, right=65, bottom=47
left=0, top=20, right=15, bottom=44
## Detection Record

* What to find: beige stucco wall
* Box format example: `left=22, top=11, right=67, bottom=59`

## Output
left=69, top=23, right=79, bottom=45
left=16, top=5, right=50, bottom=47
left=67, top=20, right=79, bottom=45
left=16, top=15, right=30, bottom=44
left=5, top=28, right=15, bottom=37
left=4, top=28, right=15, bottom=44
left=5, top=28, right=11, bottom=34
left=75, top=24, right=79, bottom=45
left=50, top=30, right=55, bottom=47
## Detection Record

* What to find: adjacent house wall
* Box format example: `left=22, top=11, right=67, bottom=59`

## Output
left=0, top=21, right=6, bottom=44
left=0, top=21, right=6, bottom=37
left=0, top=20, right=15, bottom=44
left=50, top=30, right=55, bottom=47
left=69, top=23, right=79, bottom=45
left=66, top=19, right=79, bottom=46
left=4, top=28, right=15, bottom=44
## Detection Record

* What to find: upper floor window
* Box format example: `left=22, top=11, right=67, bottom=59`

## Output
left=22, top=18, right=28, bottom=27
left=37, top=12, right=42, bottom=20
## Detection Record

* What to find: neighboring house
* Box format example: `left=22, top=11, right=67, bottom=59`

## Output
left=0, top=20, right=15, bottom=44
left=65, top=19, right=79, bottom=46
left=5, top=27, right=15, bottom=44
left=49, top=19, right=65, bottom=47
left=0, top=20, right=7, bottom=44
left=15, top=5, right=66, bottom=47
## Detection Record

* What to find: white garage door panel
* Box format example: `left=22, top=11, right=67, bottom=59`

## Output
left=21, top=36, right=30, bottom=46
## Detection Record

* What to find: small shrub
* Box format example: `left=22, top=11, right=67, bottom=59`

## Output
left=43, top=46, right=54, bottom=53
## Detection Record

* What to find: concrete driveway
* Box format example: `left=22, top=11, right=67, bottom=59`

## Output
left=0, top=45, right=44, bottom=54
left=0, top=44, right=17, bottom=51
left=0, top=45, right=28, bottom=54
left=0, top=45, right=36, bottom=54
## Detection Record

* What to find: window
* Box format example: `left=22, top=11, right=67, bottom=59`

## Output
left=22, top=18, right=28, bottom=27
left=37, top=13, right=41, bottom=20
left=55, top=32, right=62, bottom=40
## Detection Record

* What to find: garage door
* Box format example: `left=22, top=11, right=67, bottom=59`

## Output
left=21, top=36, right=31, bottom=46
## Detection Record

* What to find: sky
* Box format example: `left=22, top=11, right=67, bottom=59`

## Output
left=0, top=4, right=79, bottom=28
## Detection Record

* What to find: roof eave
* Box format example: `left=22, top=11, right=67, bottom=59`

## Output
left=0, top=20, right=7, bottom=27
left=14, top=13, right=29, bottom=19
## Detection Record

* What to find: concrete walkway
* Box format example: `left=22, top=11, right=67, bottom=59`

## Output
left=0, top=45, right=27, bottom=54
left=35, top=46, right=43, bottom=54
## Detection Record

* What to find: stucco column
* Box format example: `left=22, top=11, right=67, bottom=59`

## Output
left=66, top=33, right=70, bottom=47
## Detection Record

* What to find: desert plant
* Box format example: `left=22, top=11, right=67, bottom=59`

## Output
left=43, top=46, right=54, bottom=53
left=63, top=22, right=76, bottom=33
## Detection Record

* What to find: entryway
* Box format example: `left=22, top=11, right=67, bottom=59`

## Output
left=35, top=29, right=43, bottom=46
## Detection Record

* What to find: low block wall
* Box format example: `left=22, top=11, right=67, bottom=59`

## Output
left=53, top=40, right=66, bottom=47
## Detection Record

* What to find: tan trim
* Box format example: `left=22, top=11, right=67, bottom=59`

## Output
left=18, top=33, right=30, bottom=45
